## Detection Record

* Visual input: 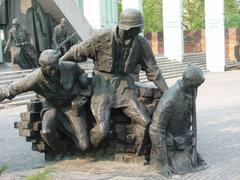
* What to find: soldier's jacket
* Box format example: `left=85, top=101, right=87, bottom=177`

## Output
left=151, top=80, right=192, bottom=137
left=149, top=80, right=193, bottom=164
left=64, top=27, right=164, bottom=84
left=6, top=61, right=91, bottom=108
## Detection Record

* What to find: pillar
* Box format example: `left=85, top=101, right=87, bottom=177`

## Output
left=121, top=0, right=142, bottom=11
left=83, top=0, right=101, bottom=29
left=0, top=30, right=3, bottom=63
left=205, top=0, right=225, bottom=72
left=162, top=0, right=184, bottom=62
left=83, top=0, right=118, bottom=29
left=100, top=0, right=118, bottom=28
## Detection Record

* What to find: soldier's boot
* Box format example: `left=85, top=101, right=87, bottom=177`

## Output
left=41, top=130, right=70, bottom=152
left=90, top=122, right=109, bottom=147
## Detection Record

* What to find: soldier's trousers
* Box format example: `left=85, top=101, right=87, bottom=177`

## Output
left=90, top=71, right=151, bottom=154
left=40, top=107, right=90, bottom=151
left=90, top=88, right=151, bottom=153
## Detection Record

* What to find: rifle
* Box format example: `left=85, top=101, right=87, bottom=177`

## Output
left=56, top=32, right=77, bottom=51
left=191, top=88, right=198, bottom=167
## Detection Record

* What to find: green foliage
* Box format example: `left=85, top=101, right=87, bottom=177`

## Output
left=225, top=14, right=240, bottom=28
left=225, top=0, right=240, bottom=28
left=117, top=0, right=122, bottom=21
left=0, top=163, right=9, bottom=175
left=143, top=0, right=163, bottom=32
left=183, top=0, right=205, bottom=30
left=25, top=167, right=56, bottom=180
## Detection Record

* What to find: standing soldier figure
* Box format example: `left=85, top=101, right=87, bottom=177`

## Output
left=60, top=9, right=168, bottom=153
left=52, top=18, right=68, bottom=55
left=4, top=18, right=39, bottom=69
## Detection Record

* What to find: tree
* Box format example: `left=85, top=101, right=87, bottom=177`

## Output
left=143, top=0, right=163, bottom=32
left=183, top=0, right=205, bottom=30
left=224, top=0, right=240, bottom=28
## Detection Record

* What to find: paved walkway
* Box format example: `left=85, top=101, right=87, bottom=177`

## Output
left=1, top=70, right=240, bottom=179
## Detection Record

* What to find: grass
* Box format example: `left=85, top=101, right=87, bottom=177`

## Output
left=25, top=167, right=56, bottom=180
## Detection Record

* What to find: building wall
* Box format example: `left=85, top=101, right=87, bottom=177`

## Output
left=145, top=29, right=239, bottom=61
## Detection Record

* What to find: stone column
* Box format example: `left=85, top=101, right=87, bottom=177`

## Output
left=83, top=0, right=118, bottom=29
left=162, top=0, right=183, bottom=62
left=100, top=0, right=118, bottom=28
left=83, top=0, right=101, bottom=29
left=0, top=30, right=3, bottom=63
left=205, top=0, right=225, bottom=72
left=121, top=0, right=142, bottom=11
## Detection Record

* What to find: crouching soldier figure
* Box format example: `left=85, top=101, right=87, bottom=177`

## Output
left=149, top=64, right=208, bottom=177
left=0, top=49, right=91, bottom=152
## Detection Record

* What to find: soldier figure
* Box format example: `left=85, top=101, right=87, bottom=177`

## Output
left=149, top=64, right=207, bottom=177
left=0, top=49, right=91, bottom=152
left=52, top=18, right=68, bottom=55
left=4, top=18, right=39, bottom=69
left=60, top=9, right=168, bottom=152
left=234, top=40, right=240, bottom=62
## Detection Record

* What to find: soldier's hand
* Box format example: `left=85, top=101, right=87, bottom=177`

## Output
left=162, top=164, right=172, bottom=178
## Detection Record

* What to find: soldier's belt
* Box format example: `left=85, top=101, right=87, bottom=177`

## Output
left=16, top=42, right=28, bottom=47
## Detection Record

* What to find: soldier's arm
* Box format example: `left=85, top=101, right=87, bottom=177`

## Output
left=4, top=30, right=12, bottom=53
left=52, top=27, right=58, bottom=48
left=60, top=35, right=96, bottom=62
left=139, top=37, right=168, bottom=93
left=0, top=70, right=39, bottom=102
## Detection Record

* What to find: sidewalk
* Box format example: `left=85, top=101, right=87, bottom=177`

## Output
left=0, top=70, right=240, bottom=180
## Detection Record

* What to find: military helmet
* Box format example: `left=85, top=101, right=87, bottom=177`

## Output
left=118, top=8, right=144, bottom=30
left=39, top=49, right=59, bottom=66
left=12, top=18, right=20, bottom=25
left=182, top=64, right=205, bottom=87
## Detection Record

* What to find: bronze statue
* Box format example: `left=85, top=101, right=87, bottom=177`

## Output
left=52, top=18, right=68, bottom=55
left=234, top=41, right=240, bottom=62
left=149, top=64, right=208, bottom=177
left=0, top=49, right=91, bottom=152
left=4, top=18, right=39, bottom=69
left=60, top=9, right=168, bottom=153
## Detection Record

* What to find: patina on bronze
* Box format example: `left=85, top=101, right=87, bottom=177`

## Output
left=4, top=18, right=39, bottom=69
left=149, top=64, right=208, bottom=177
left=0, top=49, right=91, bottom=152
left=60, top=9, right=168, bottom=153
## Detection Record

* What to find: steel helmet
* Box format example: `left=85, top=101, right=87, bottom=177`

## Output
left=39, top=49, right=59, bottom=66
left=118, top=8, right=144, bottom=30
left=12, top=18, right=20, bottom=25
left=182, top=64, right=205, bottom=87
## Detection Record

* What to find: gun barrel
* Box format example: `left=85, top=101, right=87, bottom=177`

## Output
left=56, top=32, right=77, bottom=50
